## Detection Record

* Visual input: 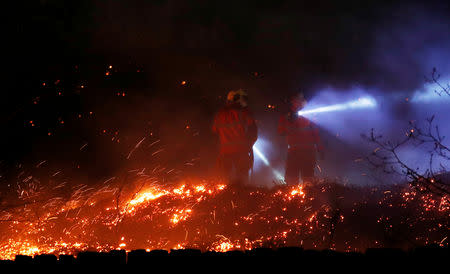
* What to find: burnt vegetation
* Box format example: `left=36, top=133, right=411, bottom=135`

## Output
left=0, top=66, right=449, bottom=261
left=0, top=71, right=449, bottom=260
left=0, top=173, right=448, bottom=261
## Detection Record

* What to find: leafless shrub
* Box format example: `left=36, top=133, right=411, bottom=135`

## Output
left=363, top=69, right=450, bottom=196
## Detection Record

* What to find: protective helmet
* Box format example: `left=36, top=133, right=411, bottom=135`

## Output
left=227, top=90, right=237, bottom=102
left=227, top=89, right=247, bottom=102
left=290, top=93, right=307, bottom=111
left=227, top=89, right=248, bottom=107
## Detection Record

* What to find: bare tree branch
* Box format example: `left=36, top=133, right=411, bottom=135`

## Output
left=363, top=69, right=450, bottom=196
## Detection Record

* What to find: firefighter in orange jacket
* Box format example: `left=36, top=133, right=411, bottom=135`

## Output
left=278, top=93, right=323, bottom=185
left=212, top=89, right=258, bottom=186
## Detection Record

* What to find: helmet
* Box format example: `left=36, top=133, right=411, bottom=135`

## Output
left=227, top=89, right=248, bottom=107
left=290, top=93, right=307, bottom=111
left=227, top=90, right=237, bottom=102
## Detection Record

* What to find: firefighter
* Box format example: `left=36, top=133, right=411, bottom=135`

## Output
left=278, top=93, right=324, bottom=185
left=212, top=89, right=258, bottom=187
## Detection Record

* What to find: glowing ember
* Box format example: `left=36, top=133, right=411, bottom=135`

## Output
left=128, top=188, right=167, bottom=206
left=0, top=176, right=448, bottom=260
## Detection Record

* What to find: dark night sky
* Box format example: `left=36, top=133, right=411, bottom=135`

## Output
left=4, top=0, right=450, bottom=184
left=11, top=0, right=449, bottom=92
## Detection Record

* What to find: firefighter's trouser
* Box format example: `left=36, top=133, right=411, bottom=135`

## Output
left=217, top=151, right=252, bottom=186
left=284, top=147, right=316, bottom=185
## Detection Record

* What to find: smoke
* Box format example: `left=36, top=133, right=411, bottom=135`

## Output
left=284, top=3, right=450, bottom=185
left=349, top=2, right=448, bottom=94
left=365, top=4, right=450, bottom=181
left=281, top=82, right=450, bottom=185
left=6, top=1, right=450, bottom=188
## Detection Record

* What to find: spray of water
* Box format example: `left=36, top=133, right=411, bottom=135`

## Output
left=253, top=142, right=285, bottom=182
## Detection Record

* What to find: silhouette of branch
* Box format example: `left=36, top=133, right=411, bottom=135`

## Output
left=425, top=67, right=450, bottom=97
left=363, top=69, right=450, bottom=196
left=363, top=128, right=449, bottom=196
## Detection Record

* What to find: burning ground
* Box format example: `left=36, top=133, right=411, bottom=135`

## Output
left=0, top=171, right=448, bottom=260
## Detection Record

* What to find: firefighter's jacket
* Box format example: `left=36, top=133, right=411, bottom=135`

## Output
left=278, top=112, right=323, bottom=152
left=212, top=104, right=258, bottom=154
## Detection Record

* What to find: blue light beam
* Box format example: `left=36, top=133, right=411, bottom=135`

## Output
left=253, top=146, right=285, bottom=182
left=411, top=77, right=450, bottom=103
left=298, top=96, right=377, bottom=116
